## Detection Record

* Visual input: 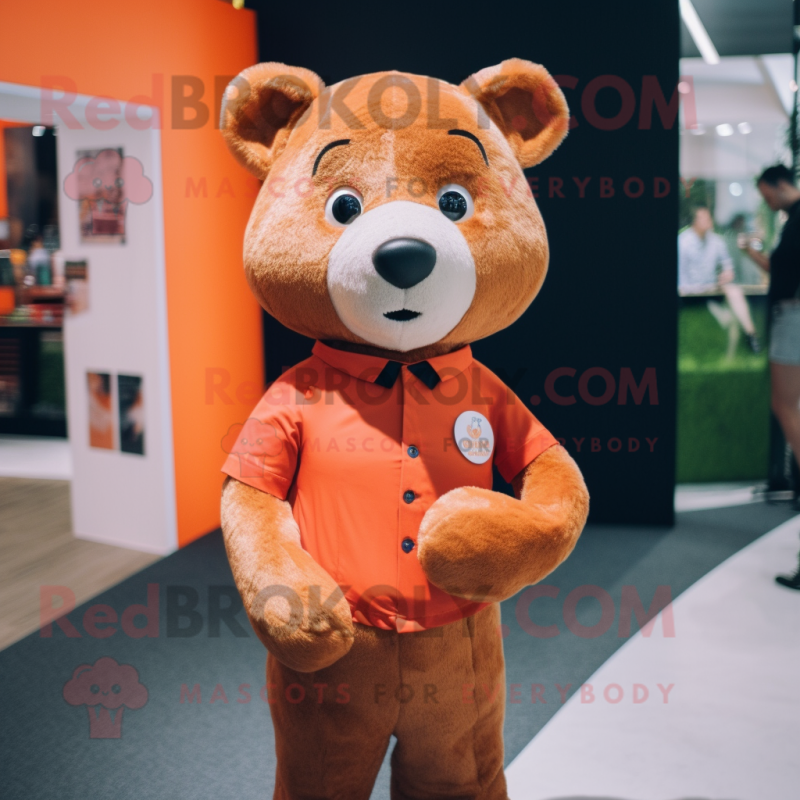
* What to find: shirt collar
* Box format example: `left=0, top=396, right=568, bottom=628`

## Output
left=312, top=341, right=473, bottom=389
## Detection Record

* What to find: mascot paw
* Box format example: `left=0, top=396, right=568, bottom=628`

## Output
left=249, top=578, right=355, bottom=673
left=417, top=486, right=545, bottom=603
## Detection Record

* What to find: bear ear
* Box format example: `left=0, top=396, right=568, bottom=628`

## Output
left=220, top=62, right=323, bottom=179
left=461, top=58, right=569, bottom=169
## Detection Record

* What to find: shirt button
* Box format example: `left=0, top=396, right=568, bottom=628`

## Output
left=403, top=490, right=415, bottom=504
left=401, top=538, right=415, bottom=553
left=407, top=445, right=419, bottom=458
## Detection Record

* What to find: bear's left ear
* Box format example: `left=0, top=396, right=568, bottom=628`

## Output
left=461, top=59, right=569, bottom=168
left=220, top=62, right=323, bottom=179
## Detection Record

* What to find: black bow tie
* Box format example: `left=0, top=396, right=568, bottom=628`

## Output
left=374, top=360, right=441, bottom=390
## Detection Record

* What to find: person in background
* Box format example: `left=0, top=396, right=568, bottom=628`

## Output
left=679, top=206, right=761, bottom=353
left=26, top=236, right=51, bottom=285
left=742, top=164, right=800, bottom=590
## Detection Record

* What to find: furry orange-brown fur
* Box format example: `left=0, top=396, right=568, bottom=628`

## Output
left=219, top=58, right=587, bottom=799
left=221, top=60, right=569, bottom=363
left=418, top=445, right=588, bottom=604
left=221, top=477, right=354, bottom=672
left=268, top=604, right=508, bottom=800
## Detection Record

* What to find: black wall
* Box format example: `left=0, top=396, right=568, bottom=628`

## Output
left=4, top=126, right=58, bottom=247
left=252, top=0, right=679, bottom=525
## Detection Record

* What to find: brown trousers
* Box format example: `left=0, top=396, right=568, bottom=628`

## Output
left=268, top=603, right=508, bottom=800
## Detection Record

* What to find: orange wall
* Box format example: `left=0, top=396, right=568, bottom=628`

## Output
left=0, top=0, right=264, bottom=546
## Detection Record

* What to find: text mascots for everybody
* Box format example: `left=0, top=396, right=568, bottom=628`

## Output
left=219, top=58, right=589, bottom=800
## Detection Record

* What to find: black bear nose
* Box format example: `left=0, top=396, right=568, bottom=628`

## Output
left=372, top=238, right=436, bottom=289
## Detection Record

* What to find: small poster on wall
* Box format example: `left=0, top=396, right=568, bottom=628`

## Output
left=63, top=147, right=153, bottom=245
left=65, top=259, right=89, bottom=315
left=87, top=372, right=113, bottom=450
left=74, top=147, right=127, bottom=244
left=118, top=374, right=145, bottom=455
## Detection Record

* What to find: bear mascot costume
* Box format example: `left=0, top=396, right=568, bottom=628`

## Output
left=219, top=58, right=589, bottom=800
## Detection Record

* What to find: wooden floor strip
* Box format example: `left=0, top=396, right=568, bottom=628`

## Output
left=0, top=477, right=160, bottom=650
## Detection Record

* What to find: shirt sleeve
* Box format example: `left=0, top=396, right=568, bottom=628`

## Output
left=220, top=374, right=302, bottom=500
left=490, top=380, right=559, bottom=483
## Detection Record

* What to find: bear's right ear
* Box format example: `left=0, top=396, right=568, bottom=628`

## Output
left=220, top=63, right=323, bottom=180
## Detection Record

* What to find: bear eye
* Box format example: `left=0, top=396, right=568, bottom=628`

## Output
left=436, top=184, right=474, bottom=222
left=90, top=684, right=100, bottom=694
left=325, top=187, right=363, bottom=227
left=111, top=684, right=121, bottom=694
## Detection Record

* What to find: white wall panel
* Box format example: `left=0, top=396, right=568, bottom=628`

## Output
left=0, top=82, right=177, bottom=553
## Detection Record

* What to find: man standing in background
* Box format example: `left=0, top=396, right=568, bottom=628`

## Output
left=742, top=165, right=800, bottom=589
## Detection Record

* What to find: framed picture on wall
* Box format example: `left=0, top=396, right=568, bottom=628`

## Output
left=87, top=371, right=113, bottom=450
left=65, top=259, right=89, bottom=314
left=73, top=148, right=127, bottom=244
left=117, top=374, right=144, bottom=455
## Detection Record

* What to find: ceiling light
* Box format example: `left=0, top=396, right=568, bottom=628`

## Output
left=729, top=182, right=743, bottom=197
left=680, top=0, right=720, bottom=65
left=690, top=123, right=706, bottom=135
left=790, top=80, right=798, bottom=92
left=678, top=81, right=692, bottom=94
left=716, top=123, right=734, bottom=136
left=32, top=125, right=45, bottom=137
left=738, top=122, right=752, bottom=134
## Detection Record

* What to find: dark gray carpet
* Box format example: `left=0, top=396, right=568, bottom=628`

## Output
left=1, top=502, right=795, bottom=799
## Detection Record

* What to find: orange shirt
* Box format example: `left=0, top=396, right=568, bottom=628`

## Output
left=221, top=341, right=558, bottom=632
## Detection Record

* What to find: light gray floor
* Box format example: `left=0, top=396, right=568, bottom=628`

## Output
left=506, top=513, right=800, bottom=799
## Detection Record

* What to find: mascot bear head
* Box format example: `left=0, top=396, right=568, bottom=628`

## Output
left=221, top=59, right=568, bottom=361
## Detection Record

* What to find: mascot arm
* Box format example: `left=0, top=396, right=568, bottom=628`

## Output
left=417, top=446, right=589, bottom=603
left=221, top=477, right=354, bottom=672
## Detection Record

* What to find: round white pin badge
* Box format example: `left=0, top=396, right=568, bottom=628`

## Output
left=454, top=410, right=494, bottom=465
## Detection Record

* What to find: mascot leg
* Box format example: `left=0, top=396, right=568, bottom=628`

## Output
left=268, top=623, right=398, bottom=800
left=269, top=604, right=507, bottom=800
left=390, top=604, right=507, bottom=800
